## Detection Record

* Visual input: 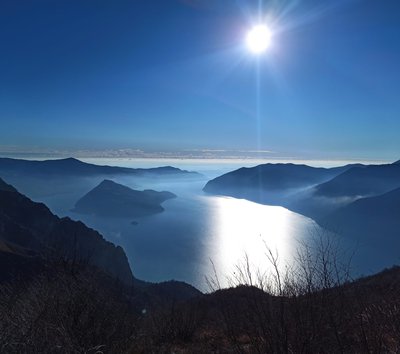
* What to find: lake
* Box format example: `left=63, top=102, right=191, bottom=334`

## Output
left=68, top=182, right=320, bottom=290
left=37, top=158, right=395, bottom=291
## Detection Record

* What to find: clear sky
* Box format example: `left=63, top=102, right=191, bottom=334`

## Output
left=1, top=0, right=399, bottom=161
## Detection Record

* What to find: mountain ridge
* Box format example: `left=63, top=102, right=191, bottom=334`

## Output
left=0, top=157, right=200, bottom=177
left=315, top=163, right=400, bottom=198
left=203, top=162, right=361, bottom=205
left=0, top=177, right=17, bottom=192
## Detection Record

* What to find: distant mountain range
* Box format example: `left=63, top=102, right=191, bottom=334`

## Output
left=203, top=159, right=400, bottom=239
left=203, top=163, right=359, bottom=204
left=73, top=179, right=176, bottom=218
left=0, top=157, right=202, bottom=205
left=0, top=157, right=200, bottom=177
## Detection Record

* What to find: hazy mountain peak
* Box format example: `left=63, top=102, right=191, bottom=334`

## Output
left=97, top=179, right=127, bottom=189
left=57, top=157, right=84, bottom=164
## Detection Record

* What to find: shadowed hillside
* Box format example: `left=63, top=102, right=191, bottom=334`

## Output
left=0, top=178, right=17, bottom=192
left=323, top=187, right=400, bottom=241
left=315, top=163, right=400, bottom=198
left=0, top=177, right=134, bottom=284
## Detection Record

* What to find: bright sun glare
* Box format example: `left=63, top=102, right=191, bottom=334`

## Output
left=246, top=24, right=272, bottom=54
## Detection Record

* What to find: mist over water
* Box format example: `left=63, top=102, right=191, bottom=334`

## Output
left=26, top=158, right=397, bottom=291
left=61, top=179, right=320, bottom=290
left=28, top=159, right=321, bottom=290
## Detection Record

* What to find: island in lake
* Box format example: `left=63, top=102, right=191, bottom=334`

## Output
left=72, top=179, right=176, bottom=218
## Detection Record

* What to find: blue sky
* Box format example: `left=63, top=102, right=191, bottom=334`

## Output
left=1, top=0, right=399, bottom=161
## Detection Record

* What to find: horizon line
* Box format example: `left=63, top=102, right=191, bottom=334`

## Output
left=0, top=152, right=393, bottom=166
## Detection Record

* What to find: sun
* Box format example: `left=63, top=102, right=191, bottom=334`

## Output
left=246, top=24, right=272, bottom=54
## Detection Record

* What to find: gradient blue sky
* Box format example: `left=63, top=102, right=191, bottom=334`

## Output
left=1, top=0, right=399, bottom=161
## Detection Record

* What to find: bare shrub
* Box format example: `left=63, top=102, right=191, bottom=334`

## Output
left=205, top=230, right=400, bottom=353
left=0, top=262, right=139, bottom=354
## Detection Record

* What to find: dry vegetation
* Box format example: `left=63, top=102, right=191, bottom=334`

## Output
left=1, top=235, right=400, bottom=353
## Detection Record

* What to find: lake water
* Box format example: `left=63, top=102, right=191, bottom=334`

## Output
left=37, top=158, right=395, bottom=291
left=35, top=159, right=323, bottom=291
left=68, top=181, right=320, bottom=291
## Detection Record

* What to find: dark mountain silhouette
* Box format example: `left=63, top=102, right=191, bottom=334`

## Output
left=0, top=157, right=200, bottom=177
left=0, top=177, right=17, bottom=192
left=0, top=178, right=201, bottom=301
left=315, top=164, right=400, bottom=198
left=72, top=179, right=176, bottom=218
left=0, top=239, right=44, bottom=283
left=0, top=178, right=134, bottom=285
left=322, top=187, right=400, bottom=241
left=203, top=163, right=359, bottom=204
left=394, top=159, right=400, bottom=165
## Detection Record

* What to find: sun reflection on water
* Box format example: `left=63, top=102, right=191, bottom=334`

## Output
left=202, top=195, right=311, bottom=288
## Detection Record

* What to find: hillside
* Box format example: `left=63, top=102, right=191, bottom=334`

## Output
left=315, top=163, right=400, bottom=198
left=322, top=187, right=400, bottom=240
left=0, top=178, right=134, bottom=285
left=2, top=254, right=400, bottom=352
left=0, top=178, right=17, bottom=192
